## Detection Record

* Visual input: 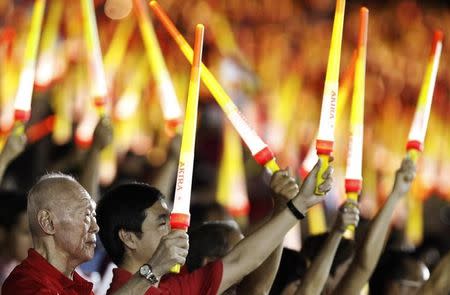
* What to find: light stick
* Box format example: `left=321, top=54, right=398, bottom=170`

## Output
left=149, top=1, right=280, bottom=174
left=170, top=24, right=204, bottom=273
left=344, top=7, right=368, bottom=236
left=217, top=121, right=250, bottom=219
left=301, top=51, right=357, bottom=235
left=35, top=0, right=63, bottom=90
left=405, top=30, right=443, bottom=245
left=406, top=30, right=443, bottom=162
left=103, top=16, right=136, bottom=87
left=315, top=0, right=346, bottom=194
left=134, top=0, right=182, bottom=133
left=14, top=0, right=46, bottom=127
left=80, top=0, right=108, bottom=115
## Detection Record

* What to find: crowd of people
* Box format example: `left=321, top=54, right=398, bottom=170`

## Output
left=0, top=0, right=449, bottom=294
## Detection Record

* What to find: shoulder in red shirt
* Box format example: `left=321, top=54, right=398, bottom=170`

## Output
left=2, top=249, right=94, bottom=295
left=107, top=260, right=223, bottom=295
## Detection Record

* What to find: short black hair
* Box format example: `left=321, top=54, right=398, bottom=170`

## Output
left=0, top=190, right=27, bottom=232
left=96, top=183, right=163, bottom=265
left=186, top=221, right=240, bottom=272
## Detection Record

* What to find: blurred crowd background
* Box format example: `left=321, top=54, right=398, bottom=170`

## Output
left=0, top=0, right=450, bottom=292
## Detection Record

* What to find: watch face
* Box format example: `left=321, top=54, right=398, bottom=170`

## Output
left=140, top=264, right=150, bottom=275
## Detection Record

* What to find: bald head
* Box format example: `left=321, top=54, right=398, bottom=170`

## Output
left=27, top=173, right=90, bottom=238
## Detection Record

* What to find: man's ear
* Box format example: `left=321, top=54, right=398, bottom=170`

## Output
left=37, top=210, right=55, bottom=235
left=118, top=229, right=138, bottom=250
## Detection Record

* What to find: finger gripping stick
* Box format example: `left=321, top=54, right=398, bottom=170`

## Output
left=315, top=154, right=330, bottom=195
left=169, top=213, right=189, bottom=273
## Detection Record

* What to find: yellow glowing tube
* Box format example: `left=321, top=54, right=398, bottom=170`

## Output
left=35, top=0, right=63, bottom=89
left=315, top=0, right=345, bottom=194
left=405, top=31, right=443, bottom=245
left=406, top=31, right=443, bottom=158
left=114, top=61, right=148, bottom=120
left=80, top=0, right=108, bottom=114
left=300, top=50, right=356, bottom=179
left=52, top=76, right=73, bottom=145
left=103, top=16, right=136, bottom=87
left=217, top=122, right=250, bottom=218
left=14, top=0, right=46, bottom=127
left=134, top=0, right=182, bottom=131
left=210, top=11, right=239, bottom=57
left=302, top=40, right=356, bottom=237
left=170, top=24, right=204, bottom=274
left=149, top=1, right=280, bottom=174
left=344, top=8, right=368, bottom=237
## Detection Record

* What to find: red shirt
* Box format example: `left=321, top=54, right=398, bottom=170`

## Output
left=107, top=260, right=223, bottom=295
left=2, top=249, right=94, bottom=295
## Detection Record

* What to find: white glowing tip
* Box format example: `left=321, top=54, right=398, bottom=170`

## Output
left=115, top=92, right=139, bottom=119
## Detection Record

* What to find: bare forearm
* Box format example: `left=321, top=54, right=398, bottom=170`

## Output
left=238, top=200, right=287, bottom=295
left=296, top=230, right=342, bottom=295
left=151, top=156, right=178, bottom=198
left=358, top=192, right=400, bottom=270
left=334, top=192, right=400, bottom=294
left=80, top=146, right=101, bottom=200
left=238, top=244, right=283, bottom=295
left=220, top=207, right=298, bottom=293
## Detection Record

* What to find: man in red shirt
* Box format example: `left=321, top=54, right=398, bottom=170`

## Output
left=96, top=159, right=332, bottom=295
left=2, top=174, right=99, bottom=295
left=1, top=173, right=198, bottom=295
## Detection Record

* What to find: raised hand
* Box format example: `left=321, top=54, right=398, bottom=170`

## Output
left=147, top=230, right=189, bottom=279
left=293, top=159, right=333, bottom=214
left=392, top=157, right=416, bottom=197
left=333, top=200, right=360, bottom=233
left=93, top=116, right=113, bottom=150
left=270, top=169, right=300, bottom=202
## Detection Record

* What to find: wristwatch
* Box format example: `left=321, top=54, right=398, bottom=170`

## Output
left=139, top=264, right=159, bottom=285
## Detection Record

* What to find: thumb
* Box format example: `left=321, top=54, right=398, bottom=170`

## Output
left=309, top=158, right=322, bottom=178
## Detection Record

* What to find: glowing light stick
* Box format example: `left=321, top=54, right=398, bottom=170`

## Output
left=344, top=7, right=368, bottom=236
left=52, top=76, right=73, bottom=145
left=80, top=0, right=108, bottom=115
left=315, top=0, right=345, bottom=194
left=80, top=0, right=116, bottom=183
left=405, top=30, right=443, bottom=245
left=114, top=61, right=148, bottom=120
left=149, top=1, right=280, bottom=173
left=13, top=0, right=46, bottom=127
left=170, top=24, right=204, bottom=273
left=406, top=30, right=443, bottom=162
left=301, top=50, right=357, bottom=236
left=217, top=122, right=250, bottom=218
left=35, top=0, right=63, bottom=90
left=134, top=0, right=182, bottom=132
left=0, top=27, right=18, bottom=144
left=103, top=16, right=136, bottom=87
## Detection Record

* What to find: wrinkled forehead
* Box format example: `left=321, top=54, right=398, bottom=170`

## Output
left=57, top=180, right=94, bottom=209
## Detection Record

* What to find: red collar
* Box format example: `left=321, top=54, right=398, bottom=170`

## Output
left=26, top=249, right=93, bottom=292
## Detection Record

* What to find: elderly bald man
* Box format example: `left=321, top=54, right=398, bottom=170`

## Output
left=2, top=174, right=181, bottom=295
